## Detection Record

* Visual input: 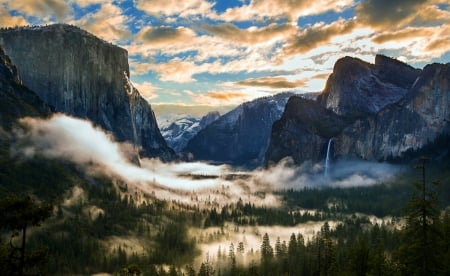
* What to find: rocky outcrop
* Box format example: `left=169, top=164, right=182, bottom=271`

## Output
left=266, top=56, right=449, bottom=165
left=0, top=24, right=174, bottom=160
left=317, top=55, right=420, bottom=119
left=0, top=45, right=50, bottom=131
left=160, top=111, right=220, bottom=152
left=335, top=62, right=450, bottom=160
left=265, top=97, right=348, bottom=166
left=184, top=93, right=293, bottom=167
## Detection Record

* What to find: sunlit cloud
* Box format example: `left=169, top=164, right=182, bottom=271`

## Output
left=133, top=81, right=160, bottom=101
left=135, top=0, right=215, bottom=18
left=218, top=0, right=354, bottom=23
left=202, top=23, right=296, bottom=45
left=283, top=19, right=357, bottom=56
left=191, top=90, right=252, bottom=106
left=355, top=0, right=449, bottom=30
left=0, top=6, right=28, bottom=27
left=70, top=3, right=131, bottom=42
left=237, top=76, right=305, bottom=89
left=2, top=0, right=70, bottom=21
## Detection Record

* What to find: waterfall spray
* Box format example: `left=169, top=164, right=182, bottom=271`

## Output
left=324, top=138, right=333, bottom=177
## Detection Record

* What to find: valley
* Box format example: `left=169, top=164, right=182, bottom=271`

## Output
left=0, top=23, right=449, bottom=276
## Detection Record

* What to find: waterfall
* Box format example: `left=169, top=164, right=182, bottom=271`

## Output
left=324, top=138, right=333, bottom=177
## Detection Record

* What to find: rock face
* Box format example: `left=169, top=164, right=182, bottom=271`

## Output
left=0, top=45, right=50, bottom=131
left=317, top=55, right=420, bottom=119
left=265, top=97, right=348, bottom=166
left=335, top=62, right=450, bottom=160
left=266, top=56, right=449, bottom=165
left=0, top=24, right=174, bottom=160
left=184, top=93, right=293, bottom=167
left=160, top=111, right=220, bottom=152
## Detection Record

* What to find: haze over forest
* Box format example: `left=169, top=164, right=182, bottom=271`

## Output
left=0, top=1, right=449, bottom=275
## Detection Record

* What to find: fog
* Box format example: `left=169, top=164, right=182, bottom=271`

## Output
left=13, top=114, right=403, bottom=269
left=14, top=114, right=403, bottom=208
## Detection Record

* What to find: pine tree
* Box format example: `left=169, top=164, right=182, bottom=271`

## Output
left=397, top=157, right=443, bottom=275
left=0, top=195, right=53, bottom=276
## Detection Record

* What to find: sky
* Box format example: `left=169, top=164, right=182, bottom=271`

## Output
left=0, top=0, right=449, bottom=106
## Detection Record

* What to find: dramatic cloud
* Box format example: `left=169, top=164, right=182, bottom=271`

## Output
left=71, top=3, right=130, bottom=42
left=202, top=23, right=295, bottom=45
left=191, top=90, right=252, bottom=106
left=237, top=77, right=305, bottom=89
left=133, top=81, right=160, bottom=101
left=71, top=0, right=109, bottom=8
left=135, top=0, right=215, bottom=18
left=355, top=0, right=449, bottom=29
left=218, top=0, right=354, bottom=22
left=0, top=6, right=28, bottom=27
left=372, top=27, right=435, bottom=44
left=283, top=19, right=357, bottom=56
left=136, top=26, right=196, bottom=45
left=3, top=0, right=70, bottom=21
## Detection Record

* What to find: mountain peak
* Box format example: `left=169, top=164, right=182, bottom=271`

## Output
left=318, top=55, right=418, bottom=119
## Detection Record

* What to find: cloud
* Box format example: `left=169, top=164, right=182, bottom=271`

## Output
left=71, top=3, right=131, bottom=42
left=371, top=27, right=435, bottom=44
left=132, top=81, right=160, bottom=101
left=202, top=23, right=295, bottom=45
left=355, top=0, right=449, bottom=30
left=135, top=26, right=196, bottom=45
left=14, top=114, right=281, bottom=207
left=3, top=0, right=70, bottom=21
left=283, top=19, right=357, bottom=56
left=191, top=90, right=251, bottom=106
left=237, top=76, right=305, bottom=89
left=135, top=0, right=215, bottom=18
left=70, top=0, right=109, bottom=8
left=252, top=158, right=402, bottom=190
left=0, top=6, right=28, bottom=27
left=218, top=0, right=354, bottom=23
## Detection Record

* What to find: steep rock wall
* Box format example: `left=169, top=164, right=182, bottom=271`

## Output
left=0, top=24, right=173, bottom=160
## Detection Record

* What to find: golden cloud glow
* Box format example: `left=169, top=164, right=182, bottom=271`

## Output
left=71, top=3, right=130, bottom=42
left=0, top=6, right=28, bottom=27
left=4, top=0, right=70, bottom=21
left=202, top=23, right=296, bottom=45
left=191, top=90, right=252, bottom=106
left=237, top=77, right=306, bottom=89
left=135, top=0, right=215, bottom=18
left=356, top=0, right=449, bottom=29
left=133, top=81, right=160, bottom=101
left=219, top=0, right=354, bottom=22
left=283, top=19, right=357, bottom=56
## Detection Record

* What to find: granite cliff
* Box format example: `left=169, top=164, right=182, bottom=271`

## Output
left=0, top=24, right=174, bottom=160
left=0, top=45, right=50, bottom=132
left=317, top=55, right=420, bottom=119
left=184, top=93, right=294, bottom=167
left=266, top=56, right=449, bottom=165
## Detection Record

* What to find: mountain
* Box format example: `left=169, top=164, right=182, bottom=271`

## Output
left=266, top=56, right=449, bottom=165
left=317, top=55, right=421, bottom=119
left=0, top=24, right=174, bottom=160
left=335, top=62, right=450, bottom=160
left=160, top=111, right=220, bottom=152
left=183, top=93, right=295, bottom=167
left=265, top=97, right=348, bottom=166
left=0, top=45, right=50, bottom=133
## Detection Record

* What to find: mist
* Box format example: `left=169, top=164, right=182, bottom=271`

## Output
left=14, top=114, right=403, bottom=207
left=13, top=114, right=405, bottom=270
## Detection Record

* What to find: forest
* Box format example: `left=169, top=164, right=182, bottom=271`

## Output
left=1, top=146, right=450, bottom=275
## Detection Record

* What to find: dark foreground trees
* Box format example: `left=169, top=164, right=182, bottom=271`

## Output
left=0, top=195, right=53, bottom=275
